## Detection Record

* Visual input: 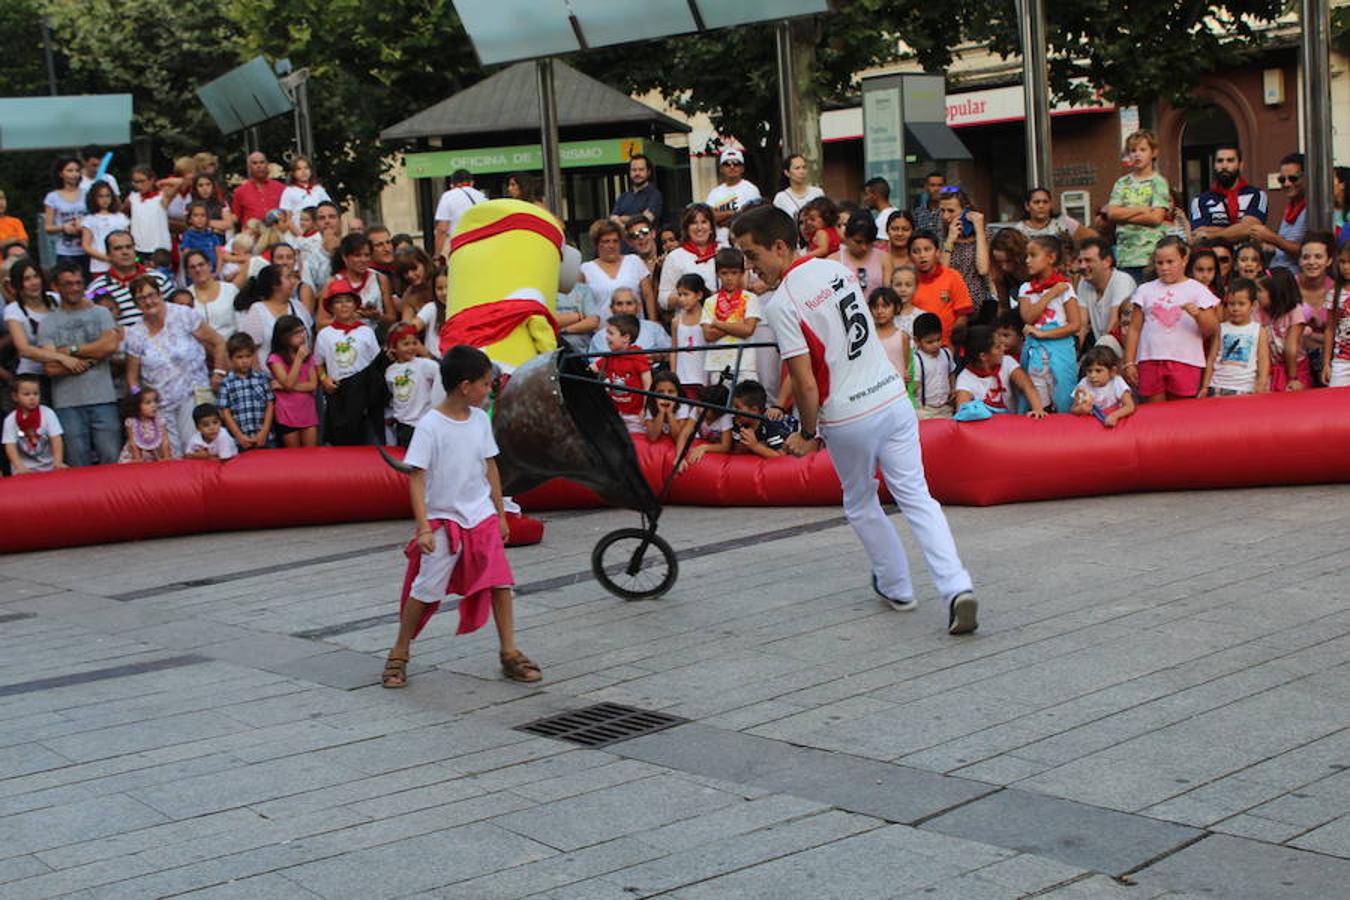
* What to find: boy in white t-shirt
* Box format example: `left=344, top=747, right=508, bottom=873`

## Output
left=907, top=312, right=955, bottom=419
left=382, top=345, right=540, bottom=689
left=3, top=375, right=65, bottom=473
left=701, top=248, right=761, bottom=383
left=954, top=326, right=1047, bottom=417
left=384, top=323, right=441, bottom=447
left=183, top=403, right=239, bottom=460
left=315, top=291, right=383, bottom=445
left=1071, top=346, right=1136, bottom=428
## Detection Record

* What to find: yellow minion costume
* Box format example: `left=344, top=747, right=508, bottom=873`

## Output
left=438, top=199, right=563, bottom=371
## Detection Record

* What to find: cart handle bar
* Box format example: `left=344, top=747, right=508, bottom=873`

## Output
left=557, top=372, right=781, bottom=425
left=578, top=341, right=779, bottom=360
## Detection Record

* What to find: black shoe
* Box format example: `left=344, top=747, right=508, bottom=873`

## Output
left=873, top=573, right=916, bottom=612
left=948, top=592, right=979, bottom=635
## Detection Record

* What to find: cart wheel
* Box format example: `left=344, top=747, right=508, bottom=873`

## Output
left=591, top=528, right=678, bottom=601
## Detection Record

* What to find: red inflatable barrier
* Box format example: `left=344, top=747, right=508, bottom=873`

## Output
left=5, top=390, right=1349, bottom=554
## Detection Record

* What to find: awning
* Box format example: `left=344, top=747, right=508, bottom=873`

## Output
left=0, top=95, right=132, bottom=151
left=905, top=121, right=972, bottom=161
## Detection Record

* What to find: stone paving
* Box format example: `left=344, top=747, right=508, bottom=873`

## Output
left=1, top=484, right=1347, bottom=898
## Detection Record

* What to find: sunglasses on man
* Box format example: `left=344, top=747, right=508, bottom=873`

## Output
left=1277, top=173, right=1301, bottom=185
left=628, top=226, right=652, bottom=239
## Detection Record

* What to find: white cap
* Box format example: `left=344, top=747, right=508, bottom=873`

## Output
left=718, top=147, right=745, bottom=165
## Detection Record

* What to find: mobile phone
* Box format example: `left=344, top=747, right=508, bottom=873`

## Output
left=959, top=210, right=974, bottom=239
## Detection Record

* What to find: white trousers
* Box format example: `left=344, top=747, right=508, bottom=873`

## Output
left=823, top=399, right=973, bottom=602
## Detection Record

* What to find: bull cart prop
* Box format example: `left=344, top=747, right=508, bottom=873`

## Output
left=493, top=343, right=779, bottom=601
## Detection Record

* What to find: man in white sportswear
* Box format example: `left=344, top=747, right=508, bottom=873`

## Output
left=732, top=205, right=978, bottom=634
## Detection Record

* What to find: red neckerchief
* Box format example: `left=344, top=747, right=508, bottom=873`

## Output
left=1028, top=272, right=1069, bottom=292
left=714, top=289, right=747, bottom=321
left=139, top=190, right=159, bottom=201
left=1284, top=196, right=1307, bottom=225
left=1212, top=177, right=1249, bottom=224
left=682, top=241, right=717, bottom=264
left=328, top=319, right=366, bottom=334
left=917, top=264, right=946, bottom=284
left=965, top=363, right=998, bottom=378
left=107, top=264, right=147, bottom=285
left=291, top=181, right=314, bottom=191
left=15, top=406, right=41, bottom=453
left=301, top=228, right=319, bottom=238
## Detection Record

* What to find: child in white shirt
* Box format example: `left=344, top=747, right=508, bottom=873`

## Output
left=183, top=403, right=239, bottom=460
left=1071, top=346, right=1137, bottom=428
left=954, top=326, right=1047, bottom=418
left=907, top=312, right=956, bottom=419
left=3, top=375, right=65, bottom=473
left=384, top=323, right=441, bottom=447
left=315, top=291, right=383, bottom=445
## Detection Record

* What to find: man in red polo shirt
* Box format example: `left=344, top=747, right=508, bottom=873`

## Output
left=230, top=152, right=286, bottom=226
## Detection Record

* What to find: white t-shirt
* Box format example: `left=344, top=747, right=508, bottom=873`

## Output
left=404, top=407, right=499, bottom=528
left=80, top=172, right=120, bottom=197
left=1015, top=279, right=1077, bottom=330
left=2, top=405, right=63, bottom=470
left=705, top=180, right=761, bottom=245
left=1077, top=269, right=1136, bottom=339
left=1074, top=374, right=1131, bottom=409
left=417, top=303, right=443, bottom=358
left=581, top=255, right=649, bottom=318
left=700, top=291, right=762, bottom=375
left=314, top=324, right=380, bottom=380
left=279, top=184, right=332, bottom=219
left=657, top=246, right=717, bottom=311
left=873, top=206, right=899, bottom=233
left=192, top=283, right=240, bottom=340
left=4, top=302, right=50, bottom=375
left=766, top=256, right=903, bottom=427
left=1210, top=319, right=1262, bottom=393
left=955, top=355, right=1021, bottom=410
left=128, top=192, right=172, bottom=254
left=434, top=186, right=487, bottom=236
left=186, top=430, right=238, bottom=459
left=83, top=212, right=131, bottom=274
left=773, top=186, right=824, bottom=220
left=912, top=346, right=955, bottom=408
left=385, top=357, right=440, bottom=426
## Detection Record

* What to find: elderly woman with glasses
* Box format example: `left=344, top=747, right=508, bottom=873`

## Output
left=123, top=275, right=228, bottom=455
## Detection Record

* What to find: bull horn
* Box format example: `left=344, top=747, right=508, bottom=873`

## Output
left=377, top=445, right=417, bottom=475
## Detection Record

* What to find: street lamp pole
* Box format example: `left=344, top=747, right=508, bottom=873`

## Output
left=1299, top=0, right=1333, bottom=229
left=1016, top=0, right=1054, bottom=192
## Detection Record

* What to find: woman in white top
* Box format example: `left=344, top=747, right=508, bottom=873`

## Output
left=278, top=156, right=331, bottom=233
left=184, top=249, right=241, bottom=340
left=240, top=264, right=311, bottom=371
left=80, top=182, right=130, bottom=275
left=580, top=219, right=653, bottom=319
left=4, top=259, right=63, bottom=379
left=656, top=204, right=719, bottom=313
left=267, top=243, right=316, bottom=333
left=772, top=154, right=825, bottom=221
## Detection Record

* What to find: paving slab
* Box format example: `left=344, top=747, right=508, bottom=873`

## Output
left=1132, top=833, right=1350, bottom=899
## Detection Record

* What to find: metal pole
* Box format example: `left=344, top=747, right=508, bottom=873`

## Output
left=775, top=21, right=802, bottom=156
left=536, top=58, right=564, bottom=218
left=1299, top=0, right=1333, bottom=230
left=40, top=16, right=58, bottom=95
left=1016, top=0, right=1054, bottom=191
left=296, top=75, right=314, bottom=159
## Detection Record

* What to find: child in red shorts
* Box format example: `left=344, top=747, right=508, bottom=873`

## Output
left=1124, top=237, right=1219, bottom=401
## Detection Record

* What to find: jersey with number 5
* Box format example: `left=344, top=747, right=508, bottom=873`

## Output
left=766, top=256, right=904, bottom=426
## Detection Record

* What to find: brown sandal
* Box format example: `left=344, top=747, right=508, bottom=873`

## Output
left=382, top=652, right=409, bottom=688
left=500, top=650, right=542, bottom=683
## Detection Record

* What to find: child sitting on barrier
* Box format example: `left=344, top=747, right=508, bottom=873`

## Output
left=674, top=381, right=732, bottom=471
left=730, top=379, right=795, bottom=458
left=954, top=325, right=1047, bottom=418
left=3, top=374, right=64, bottom=474
left=1071, top=346, right=1136, bottom=427
left=644, top=370, right=691, bottom=444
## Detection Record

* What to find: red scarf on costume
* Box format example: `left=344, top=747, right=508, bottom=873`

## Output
left=15, top=406, right=41, bottom=453
left=917, top=264, right=946, bottom=285
left=438, top=299, right=560, bottom=356
left=1284, top=196, right=1307, bottom=225
left=682, top=241, right=717, bottom=264
left=1212, top=177, right=1249, bottom=224
left=1028, top=272, right=1069, bottom=293
left=713, top=289, right=747, bottom=321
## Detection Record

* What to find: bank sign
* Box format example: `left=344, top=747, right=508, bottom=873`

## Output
left=404, top=138, right=669, bottom=178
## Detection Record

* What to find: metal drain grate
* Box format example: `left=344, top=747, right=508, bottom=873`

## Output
left=516, top=702, right=686, bottom=748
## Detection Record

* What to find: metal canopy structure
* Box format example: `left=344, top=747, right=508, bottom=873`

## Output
left=196, top=57, right=293, bottom=135
left=0, top=95, right=132, bottom=151
left=379, top=59, right=688, bottom=143
left=451, top=0, right=829, bottom=66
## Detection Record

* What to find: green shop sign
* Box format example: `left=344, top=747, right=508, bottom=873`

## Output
left=404, top=138, right=672, bottom=178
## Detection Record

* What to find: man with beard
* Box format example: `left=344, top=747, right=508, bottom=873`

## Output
left=610, top=154, right=663, bottom=232
left=1189, top=145, right=1268, bottom=242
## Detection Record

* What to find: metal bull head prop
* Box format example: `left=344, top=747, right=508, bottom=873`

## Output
left=380, top=349, right=660, bottom=517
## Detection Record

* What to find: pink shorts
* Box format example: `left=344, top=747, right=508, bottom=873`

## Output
left=1137, top=360, right=1202, bottom=399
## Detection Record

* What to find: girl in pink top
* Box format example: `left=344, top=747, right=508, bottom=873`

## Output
left=267, top=314, right=320, bottom=446
left=1257, top=268, right=1309, bottom=392
left=1295, top=232, right=1335, bottom=383
left=1123, top=237, right=1220, bottom=402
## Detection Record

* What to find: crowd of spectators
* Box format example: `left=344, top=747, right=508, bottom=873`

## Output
left=2, top=135, right=1349, bottom=475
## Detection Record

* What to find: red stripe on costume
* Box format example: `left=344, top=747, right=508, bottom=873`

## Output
left=438, top=299, right=559, bottom=355
left=450, top=213, right=563, bottom=258
left=800, top=321, right=831, bottom=410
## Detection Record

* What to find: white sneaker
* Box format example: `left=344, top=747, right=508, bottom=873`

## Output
left=872, top=574, right=916, bottom=612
